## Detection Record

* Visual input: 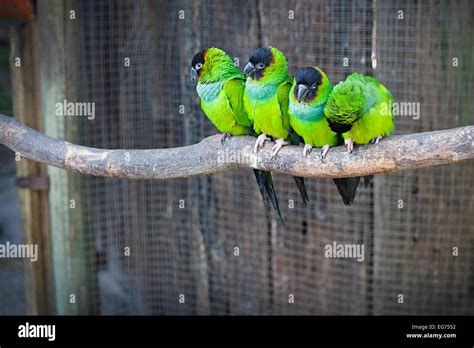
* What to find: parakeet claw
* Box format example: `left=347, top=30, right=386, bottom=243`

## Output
left=303, top=144, right=312, bottom=157
left=271, top=138, right=289, bottom=159
left=254, top=133, right=269, bottom=153
left=370, top=136, right=383, bottom=144
left=345, top=138, right=354, bottom=154
left=321, top=144, right=330, bottom=162
left=221, top=132, right=231, bottom=145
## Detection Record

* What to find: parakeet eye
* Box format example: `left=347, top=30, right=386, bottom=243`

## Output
left=195, top=63, right=203, bottom=70
left=256, top=63, right=265, bottom=69
left=311, top=83, right=317, bottom=89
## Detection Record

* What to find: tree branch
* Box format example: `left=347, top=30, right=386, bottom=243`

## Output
left=0, top=114, right=473, bottom=179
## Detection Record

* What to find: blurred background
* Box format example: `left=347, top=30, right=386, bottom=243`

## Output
left=0, top=0, right=472, bottom=315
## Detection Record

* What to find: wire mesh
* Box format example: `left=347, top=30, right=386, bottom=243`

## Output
left=32, top=0, right=474, bottom=314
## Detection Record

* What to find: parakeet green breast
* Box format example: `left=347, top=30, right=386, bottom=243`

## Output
left=243, top=47, right=292, bottom=139
left=191, top=47, right=252, bottom=135
left=288, top=66, right=338, bottom=147
left=324, top=73, right=395, bottom=144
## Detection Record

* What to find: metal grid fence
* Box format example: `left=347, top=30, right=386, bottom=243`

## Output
left=25, top=0, right=474, bottom=314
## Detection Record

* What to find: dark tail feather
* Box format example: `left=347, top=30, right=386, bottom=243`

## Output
left=293, top=176, right=309, bottom=205
left=331, top=133, right=370, bottom=205
left=253, top=169, right=285, bottom=226
left=363, top=175, right=374, bottom=188
left=333, top=177, right=361, bottom=206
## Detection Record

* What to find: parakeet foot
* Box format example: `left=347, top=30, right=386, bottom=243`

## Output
left=221, top=132, right=231, bottom=145
left=370, top=136, right=383, bottom=144
left=345, top=138, right=354, bottom=154
left=321, top=144, right=330, bottom=162
left=254, top=133, right=269, bottom=153
left=271, top=138, right=289, bottom=159
left=303, top=144, right=312, bottom=157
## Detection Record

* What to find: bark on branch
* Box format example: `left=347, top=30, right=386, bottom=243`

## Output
left=0, top=114, right=473, bottom=179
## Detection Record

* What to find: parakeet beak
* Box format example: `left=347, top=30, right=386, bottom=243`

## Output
left=297, top=84, right=309, bottom=103
left=190, top=67, right=198, bottom=83
left=244, top=62, right=256, bottom=77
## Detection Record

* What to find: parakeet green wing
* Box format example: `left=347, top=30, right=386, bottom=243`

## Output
left=277, top=77, right=292, bottom=133
left=223, top=77, right=252, bottom=129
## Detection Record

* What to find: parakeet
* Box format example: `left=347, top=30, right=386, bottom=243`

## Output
left=191, top=48, right=252, bottom=140
left=288, top=66, right=361, bottom=205
left=288, top=66, right=336, bottom=160
left=324, top=73, right=395, bottom=154
left=243, top=47, right=309, bottom=204
left=190, top=47, right=284, bottom=224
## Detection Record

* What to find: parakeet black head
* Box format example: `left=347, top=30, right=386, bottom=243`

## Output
left=291, top=66, right=333, bottom=107
left=294, top=67, right=322, bottom=103
left=244, top=46, right=288, bottom=84
left=190, top=49, right=206, bottom=83
left=190, top=47, right=240, bottom=84
left=244, top=47, right=273, bottom=80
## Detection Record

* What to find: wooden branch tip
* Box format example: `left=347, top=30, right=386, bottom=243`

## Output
left=0, top=114, right=473, bottom=180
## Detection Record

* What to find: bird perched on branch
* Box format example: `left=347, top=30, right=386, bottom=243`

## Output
left=288, top=67, right=336, bottom=160
left=288, top=66, right=361, bottom=205
left=243, top=46, right=309, bottom=204
left=190, top=47, right=285, bottom=224
left=324, top=73, right=395, bottom=154
left=322, top=72, right=395, bottom=198
left=191, top=48, right=251, bottom=140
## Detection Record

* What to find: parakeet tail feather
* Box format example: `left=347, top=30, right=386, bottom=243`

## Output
left=363, top=175, right=373, bottom=188
left=333, top=177, right=361, bottom=206
left=253, top=169, right=285, bottom=226
left=293, top=176, right=309, bottom=205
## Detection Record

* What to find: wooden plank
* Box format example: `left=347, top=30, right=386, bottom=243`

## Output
left=258, top=0, right=374, bottom=314
left=37, top=0, right=98, bottom=314
left=180, top=0, right=211, bottom=315
left=9, top=21, right=54, bottom=314
left=180, top=0, right=267, bottom=314
left=373, top=0, right=474, bottom=314
left=75, top=0, right=212, bottom=315
left=78, top=1, right=137, bottom=314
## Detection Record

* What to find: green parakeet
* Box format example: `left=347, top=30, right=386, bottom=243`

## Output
left=288, top=66, right=336, bottom=159
left=324, top=73, right=395, bottom=153
left=288, top=66, right=362, bottom=205
left=191, top=48, right=251, bottom=138
left=190, top=47, right=284, bottom=224
left=243, top=47, right=309, bottom=204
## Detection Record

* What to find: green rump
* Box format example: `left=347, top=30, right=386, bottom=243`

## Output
left=324, top=73, right=395, bottom=144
